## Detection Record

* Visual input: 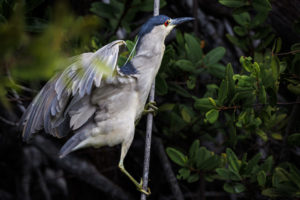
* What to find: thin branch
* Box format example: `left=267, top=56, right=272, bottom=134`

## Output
left=153, top=137, right=184, bottom=200
left=32, top=136, right=133, bottom=200
left=6, top=69, right=38, bottom=93
left=140, top=2, right=159, bottom=200
left=0, top=116, right=18, bottom=126
left=193, top=0, right=198, bottom=35
left=217, top=101, right=300, bottom=111
left=274, top=49, right=300, bottom=56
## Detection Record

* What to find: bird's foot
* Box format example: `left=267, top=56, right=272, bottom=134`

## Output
left=136, top=179, right=151, bottom=195
left=143, top=101, right=158, bottom=116
left=119, top=164, right=151, bottom=195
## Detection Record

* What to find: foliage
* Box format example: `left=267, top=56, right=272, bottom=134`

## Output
left=0, top=0, right=300, bottom=199
left=161, top=0, right=300, bottom=198
left=90, top=0, right=166, bottom=38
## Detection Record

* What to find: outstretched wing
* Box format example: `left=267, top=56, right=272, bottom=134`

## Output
left=20, top=40, right=126, bottom=140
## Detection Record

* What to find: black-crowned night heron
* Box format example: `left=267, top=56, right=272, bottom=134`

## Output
left=20, top=15, right=193, bottom=194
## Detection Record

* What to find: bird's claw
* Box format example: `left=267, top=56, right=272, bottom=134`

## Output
left=143, top=101, right=158, bottom=116
left=137, top=179, right=151, bottom=195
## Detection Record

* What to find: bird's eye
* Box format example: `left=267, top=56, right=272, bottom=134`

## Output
left=164, top=20, right=170, bottom=27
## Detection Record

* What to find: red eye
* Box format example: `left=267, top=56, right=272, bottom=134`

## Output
left=164, top=20, right=170, bottom=27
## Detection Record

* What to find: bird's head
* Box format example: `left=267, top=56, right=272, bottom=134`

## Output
left=138, top=15, right=194, bottom=40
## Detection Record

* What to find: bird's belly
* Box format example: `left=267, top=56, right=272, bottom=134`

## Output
left=91, top=113, right=135, bottom=147
left=86, top=89, right=139, bottom=148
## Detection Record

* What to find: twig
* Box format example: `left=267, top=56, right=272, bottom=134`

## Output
left=217, top=101, right=300, bottom=111
left=32, top=136, right=132, bottom=200
left=274, top=49, right=300, bottom=56
left=153, top=137, right=184, bottom=200
left=280, top=96, right=300, bottom=160
left=0, top=116, right=18, bottom=126
left=140, top=2, right=159, bottom=199
left=6, top=69, right=37, bottom=93
left=37, top=169, right=52, bottom=200
left=193, top=0, right=198, bottom=35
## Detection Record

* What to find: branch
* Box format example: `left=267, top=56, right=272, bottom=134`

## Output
left=140, top=1, right=160, bottom=200
left=32, top=136, right=133, bottom=200
left=153, top=137, right=184, bottom=200
left=0, top=116, right=18, bottom=126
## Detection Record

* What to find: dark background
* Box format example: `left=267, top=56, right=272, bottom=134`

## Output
left=1, top=0, right=300, bottom=200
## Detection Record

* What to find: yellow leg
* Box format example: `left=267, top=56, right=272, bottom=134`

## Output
left=119, top=139, right=151, bottom=195
left=118, top=162, right=151, bottom=195
left=143, top=101, right=158, bottom=115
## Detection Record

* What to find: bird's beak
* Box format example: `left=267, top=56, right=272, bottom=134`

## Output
left=170, top=17, right=194, bottom=26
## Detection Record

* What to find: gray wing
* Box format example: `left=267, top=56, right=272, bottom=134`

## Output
left=20, top=40, right=126, bottom=140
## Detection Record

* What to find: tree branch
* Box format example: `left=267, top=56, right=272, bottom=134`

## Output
left=153, top=137, right=184, bottom=200
left=140, top=1, right=160, bottom=199
left=32, top=136, right=133, bottom=200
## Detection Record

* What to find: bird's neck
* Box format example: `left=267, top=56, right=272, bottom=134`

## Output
left=133, top=32, right=166, bottom=75
left=130, top=33, right=166, bottom=116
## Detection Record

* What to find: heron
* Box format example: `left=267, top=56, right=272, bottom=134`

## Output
left=20, top=15, right=193, bottom=194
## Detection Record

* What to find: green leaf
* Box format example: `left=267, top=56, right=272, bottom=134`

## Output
left=207, top=63, right=226, bottom=79
left=226, top=34, right=246, bottom=50
left=272, top=38, right=282, bottom=54
left=262, top=188, right=279, bottom=197
left=166, top=147, right=187, bottom=167
left=175, top=59, right=195, bottom=72
left=194, top=98, right=216, bottom=111
left=288, top=133, right=300, bottom=146
left=257, top=170, right=267, bottom=187
left=256, top=129, right=268, bottom=142
left=176, top=31, right=184, bottom=47
left=187, top=173, right=200, bottom=183
left=184, top=33, right=203, bottom=63
left=233, top=26, right=247, bottom=36
left=225, top=63, right=235, bottom=98
left=156, top=75, right=168, bottom=95
left=223, top=182, right=246, bottom=194
left=194, top=147, right=212, bottom=169
left=226, top=148, right=240, bottom=173
left=203, top=47, right=226, bottom=66
left=288, top=164, right=300, bottom=189
left=90, top=2, right=118, bottom=19
left=245, top=153, right=261, bottom=174
left=208, top=97, right=217, bottom=107
left=205, top=109, right=219, bottom=124
left=159, top=103, right=175, bottom=111
left=252, top=0, right=271, bottom=12
left=177, top=168, right=190, bottom=179
left=240, top=56, right=253, bottom=72
left=250, top=12, right=269, bottom=28
left=189, top=140, right=200, bottom=159
left=217, top=80, right=227, bottom=104
left=258, top=85, right=267, bottom=104
left=233, top=12, right=250, bottom=26
left=288, top=84, right=300, bottom=95
left=272, top=167, right=289, bottom=187
left=261, top=156, right=273, bottom=174
left=181, top=107, right=192, bottom=123
left=271, top=133, right=282, bottom=140
left=291, top=43, right=300, bottom=51
left=218, top=0, right=247, bottom=8
left=169, top=83, right=193, bottom=98
left=216, top=168, right=242, bottom=181
left=271, top=55, right=280, bottom=80
left=200, top=155, right=222, bottom=171
left=187, top=76, right=196, bottom=90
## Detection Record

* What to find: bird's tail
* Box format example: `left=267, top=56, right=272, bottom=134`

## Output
left=59, top=124, right=93, bottom=158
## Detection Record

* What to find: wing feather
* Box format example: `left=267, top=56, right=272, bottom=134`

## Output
left=20, top=40, right=126, bottom=140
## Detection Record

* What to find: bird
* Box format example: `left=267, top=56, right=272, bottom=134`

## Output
left=20, top=15, right=194, bottom=194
